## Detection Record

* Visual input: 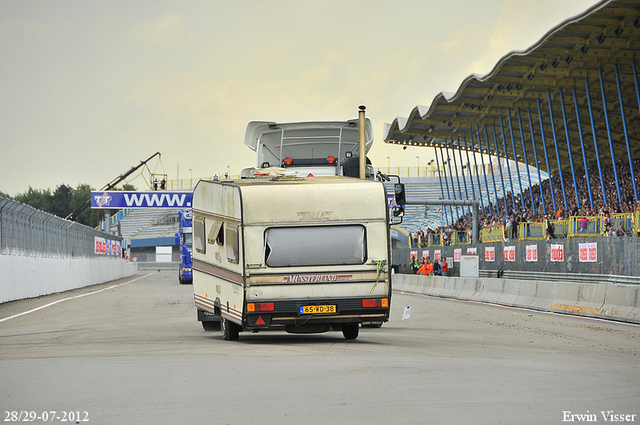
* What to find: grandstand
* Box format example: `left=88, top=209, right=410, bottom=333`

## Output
left=118, top=208, right=179, bottom=239
left=385, top=162, right=547, bottom=234
left=383, top=0, right=640, bottom=280
left=108, top=209, right=180, bottom=263
left=384, top=1, right=640, bottom=238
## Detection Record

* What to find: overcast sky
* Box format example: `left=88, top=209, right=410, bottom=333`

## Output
left=1, top=0, right=599, bottom=196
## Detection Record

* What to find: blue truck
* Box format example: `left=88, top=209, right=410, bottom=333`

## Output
left=175, top=209, right=193, bottom=284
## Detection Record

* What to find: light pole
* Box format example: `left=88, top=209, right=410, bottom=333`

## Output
left=416, top=156, right=420, bottom=177
left=386, top=156, right=390, bottom=172
left=189, top=168, right=192, bottom=188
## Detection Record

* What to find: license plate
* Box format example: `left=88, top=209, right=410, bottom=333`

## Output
left=300, top=305, right=336, bottom=315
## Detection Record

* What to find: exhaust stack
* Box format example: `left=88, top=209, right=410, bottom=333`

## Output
left=358, top=105, right=366, bottom=179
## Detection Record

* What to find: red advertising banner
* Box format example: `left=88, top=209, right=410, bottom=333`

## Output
left=95, top=237, right=106, bottom=255
left=578, top=242, right=597, bottom=262
left=550, top=244, right=564, bottom=262
left=434, top=250, right=441, bottom=261
left=525, top=245, right=538, bottom=262
left=94, top=237, right=121, bottom=256
left=485, top=246, right=495, bottom=262
left=503, top=246, right=515, bottom=262
left=454, top=248, right=461, bottom=263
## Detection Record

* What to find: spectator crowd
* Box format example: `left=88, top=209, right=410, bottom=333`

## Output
left=410, top=158, right=640, bottom=247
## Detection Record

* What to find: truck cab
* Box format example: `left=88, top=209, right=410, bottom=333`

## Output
left=176, top=209, right=193, bottom=284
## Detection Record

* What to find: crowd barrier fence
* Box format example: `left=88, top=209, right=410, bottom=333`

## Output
left=411, top=213, right=640, bottom=248
left=452, top=230, right=470, bottom=245
left=518, top=222, right=546, bottom=241
left=395, top=235, right=640, bottom=278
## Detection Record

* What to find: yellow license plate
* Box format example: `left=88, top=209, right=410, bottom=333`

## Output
left=300, top=305, right=336, bottom=315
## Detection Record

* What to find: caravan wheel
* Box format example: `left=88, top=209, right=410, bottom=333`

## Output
left=221, top=317, right=239, bottom=341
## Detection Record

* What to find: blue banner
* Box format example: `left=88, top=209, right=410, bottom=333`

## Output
left=91, top=191, right=193, bottom=209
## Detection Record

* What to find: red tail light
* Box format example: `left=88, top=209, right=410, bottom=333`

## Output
left=362, top=298, right=389, bottom=308
left=284, top=157, right=293, bottom=165
left=247, top=302, right=275, bottom=312
left=327, top=155, right=336, bottom=164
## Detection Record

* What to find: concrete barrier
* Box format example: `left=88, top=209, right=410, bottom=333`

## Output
left=601, top=284, right=640, bottom=322
left=0, top=255, right=136, bottom=303
left=530, top=281, right=557, bottom=312
left=393, top=274, right=640, bottom=324
left=456, top=278, right=481, bottom=301
left=498, top=279, right=521, bottom=306
left=476, top=279, right=504, bottom=304
left=549, top=282, right=607, bottom=319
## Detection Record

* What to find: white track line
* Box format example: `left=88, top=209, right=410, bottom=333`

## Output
left=0, top=273, right=153, bottom=323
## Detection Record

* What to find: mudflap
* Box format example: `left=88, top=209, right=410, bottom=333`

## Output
left=198, top=308, right=220, bottom=322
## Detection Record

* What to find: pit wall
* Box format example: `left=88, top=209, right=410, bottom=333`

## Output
left=0, top=256, right=136, bottom=303
left=393, top=274, right=640, bottom=324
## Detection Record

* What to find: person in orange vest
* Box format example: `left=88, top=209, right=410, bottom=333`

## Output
left=417, top=259, right=433, bottom=276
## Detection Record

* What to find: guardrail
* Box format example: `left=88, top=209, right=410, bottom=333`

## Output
left=452, top=230, right=470, bottom=245
left=479, top=269, right=640, bottom=285
left=480, top=225, right=505, bottom=243
left=609, top=213, right=635, bottom=235
left=551, top=220, right=569, bottom=238
left=427, top=233, right=442, bottom=246
left=410, top=213, right=640, bottom=246
left=568, top=216, right=602, bottom=238
left=518, top=222, right=546, bottom=240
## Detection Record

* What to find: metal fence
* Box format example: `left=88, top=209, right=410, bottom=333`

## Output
left=393, top=235, right=640, bottom=278
left=0, top=197, right=123, bottom=258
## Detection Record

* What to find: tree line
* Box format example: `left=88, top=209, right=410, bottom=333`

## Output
left=1, top=183, right=135, bottom=228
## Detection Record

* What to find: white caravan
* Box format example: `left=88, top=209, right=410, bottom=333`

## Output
left=191, top=174, right=391, bottom=340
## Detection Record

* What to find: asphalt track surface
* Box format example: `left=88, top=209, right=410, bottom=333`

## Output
left=1, top=271, right=639, bottom=425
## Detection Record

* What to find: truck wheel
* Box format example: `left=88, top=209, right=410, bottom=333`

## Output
left=202, top=320, right=221, bottom=331
left=221, top=317, right=239, bottom=341
left=342, top=323, right=359, bottom=340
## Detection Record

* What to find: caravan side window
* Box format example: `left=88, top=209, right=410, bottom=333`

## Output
left=208, top=221, right=224, bottom=246
left=194, top=217, right=206, bottom=253
left=264, top=225, right=366, bottom=267
left=225, top=225, right=239, bottom=264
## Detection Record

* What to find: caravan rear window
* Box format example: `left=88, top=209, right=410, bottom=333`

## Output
left=264, top=225, right=366, bottom=267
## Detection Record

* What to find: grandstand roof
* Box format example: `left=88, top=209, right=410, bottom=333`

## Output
left=384, top=0, right=640, bottom=170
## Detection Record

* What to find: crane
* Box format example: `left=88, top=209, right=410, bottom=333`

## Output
left=65, top=152, right=162, bottom=221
